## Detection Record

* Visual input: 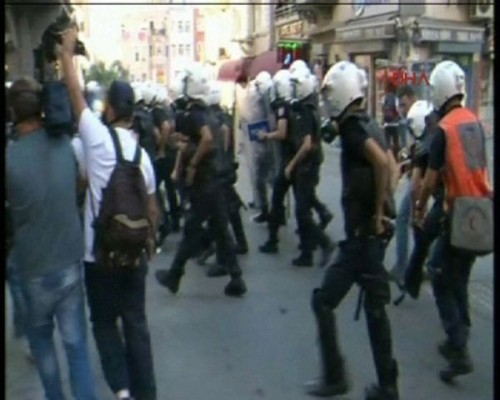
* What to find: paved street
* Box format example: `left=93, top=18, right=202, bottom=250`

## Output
left=6, top=143, right=494, bottom=400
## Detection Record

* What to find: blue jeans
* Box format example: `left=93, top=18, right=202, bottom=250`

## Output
left=431, top=229, right=476, bottom=349
left=7, top=255, right=29, bottom=338
left=22, top=263, right=98, bottom=400
left=393, top=178, right=412, bottom=279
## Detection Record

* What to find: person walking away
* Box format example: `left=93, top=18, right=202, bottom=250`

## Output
left=59, top=29, right=159, bottom=400
left=6, top=77, right=98, bottom=400
left=414, top=60, right=493, bottom=383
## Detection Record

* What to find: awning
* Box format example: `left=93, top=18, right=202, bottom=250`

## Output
left=247, top=50, right=282, bottom=80
left=415, top=17, right=484, bottom=43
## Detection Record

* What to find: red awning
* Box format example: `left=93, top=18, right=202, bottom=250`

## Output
left=247, top=50, right=282, bottom=80
left=217, top=58, right=254, bottom=82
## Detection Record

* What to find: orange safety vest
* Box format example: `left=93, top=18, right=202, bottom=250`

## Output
left=439, top=107, right=492, bottom=210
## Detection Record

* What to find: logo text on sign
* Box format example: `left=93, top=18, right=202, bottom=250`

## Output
left=384, top=69, right=430, bottom=87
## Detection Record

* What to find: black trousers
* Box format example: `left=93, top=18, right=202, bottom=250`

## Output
left=292, top=166, right=330, bottom=253
left=154, top=154, right=181, bottom=227
left=318, top=237, right=396, bottom=383
left=267, top=165, right=292, bottom=242
left=84, top=260, right=156, bottom=400
left=171, top=181, right=242, bottom=277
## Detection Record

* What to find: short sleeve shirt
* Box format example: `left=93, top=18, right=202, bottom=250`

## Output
left=78, top=108, right=156, bottom=262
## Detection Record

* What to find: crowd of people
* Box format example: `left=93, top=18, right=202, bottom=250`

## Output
left=6, top=27, right=493, bottom=400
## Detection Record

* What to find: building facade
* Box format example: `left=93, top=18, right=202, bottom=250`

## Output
left=274, top=1, right=493, bottom=126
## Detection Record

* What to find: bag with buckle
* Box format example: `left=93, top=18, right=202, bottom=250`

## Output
left=450, top=196, right=493, bottom=257
left=92, top=126, right=151, bottom=268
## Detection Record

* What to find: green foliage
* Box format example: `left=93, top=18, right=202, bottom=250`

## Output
left=86, top=60, right=130, bottom=88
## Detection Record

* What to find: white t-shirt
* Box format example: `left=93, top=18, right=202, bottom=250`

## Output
left=78, top=108, right=156, bottom=262
left=71, top=136, right=87, bottom=179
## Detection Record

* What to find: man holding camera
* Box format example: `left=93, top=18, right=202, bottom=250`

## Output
left=7, top=77, right=98, bottom=400
left=59, top=29, right=158, bottom=400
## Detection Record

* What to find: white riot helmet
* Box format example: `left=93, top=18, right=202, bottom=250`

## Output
left=132, top=82, right=144, bottom=104
left=154, top=85, right=169, bottom=106
left=321, top=61, right=366, bottom=118
left=176, top=63, right=211, bottom=101
left=289, top=59, right=309, bottom=74
left=271, top=69, right=292, bottom=104
left=429, top=60, right=466, bottom=110
left=205, top=80, right=222, bottom=106
left=290, top=67, right=315, bottom=101
left=406, top=100, right=434, bottom=139
left=254, top=71, right=273, bottom=97
left=358, top=68, right=368, bottom=92
left=142, top=81, right=157, bottom=106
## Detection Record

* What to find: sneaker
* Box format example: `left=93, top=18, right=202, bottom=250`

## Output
left=155, top=269, right=182, bottom=294
left=439, top=349, right=473, bottom=383
left=259, top=240, right=278, bottom=254
left=253, top=212, right=269, bottom=223
left=224, top=276, right=247, bottom=297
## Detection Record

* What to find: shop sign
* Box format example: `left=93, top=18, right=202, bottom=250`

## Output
left=420, top=28, right=483, bottom=43
left=336, top=24, right=395, bottom=42
left=279, top=21, right=304, bottom=39
left=383, top=69, right=430, bottom=88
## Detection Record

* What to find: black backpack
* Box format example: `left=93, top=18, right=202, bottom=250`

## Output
left=92, top=127, right=151, bottom=268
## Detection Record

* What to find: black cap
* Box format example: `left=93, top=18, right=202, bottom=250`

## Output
left=107, top=80, right=135, bottom=118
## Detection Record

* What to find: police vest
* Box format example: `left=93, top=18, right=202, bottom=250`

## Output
left=133, top=106, right=157, bottom=160
left=439, top=107, right=492, bottom=208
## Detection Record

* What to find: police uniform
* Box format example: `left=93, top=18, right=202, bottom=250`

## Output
left=151, top=103, right=181, bottom=233
left=155, top=101, right=247, bottom=297
left=259, top=103, right=294, bottom=253
left=308, top=110, right=399, bottom=399
left=287, top=96, right=334, bottom=266
left=203, top=104, right=249, bottom=276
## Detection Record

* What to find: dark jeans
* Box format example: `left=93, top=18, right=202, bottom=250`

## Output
left=292, top=166, right=330, bottom=253
left=430, top=228, right=476, bottom=350
left=320, top=237, right=395, bottom=379
left=7, top=255, right=28, bottom=338
left=171, top=181, right=242, bottom=277
left=84, top=260, right=156, bottom=400
left=154, top=154, right=181, bottom=227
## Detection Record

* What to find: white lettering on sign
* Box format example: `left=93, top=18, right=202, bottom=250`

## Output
left=420, top=28, right=484, bottom=43
left=279, top=21, right=304, bottom=38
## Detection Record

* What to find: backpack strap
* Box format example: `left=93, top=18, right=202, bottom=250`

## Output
left=108, top=126, right=125, bottom=163
left=133, top=144, right=142, bottom=165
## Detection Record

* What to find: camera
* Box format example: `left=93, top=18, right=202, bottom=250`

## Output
left=41, top=12, right=87, bottom=63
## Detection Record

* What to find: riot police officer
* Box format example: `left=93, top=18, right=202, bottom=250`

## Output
left=155, top=64, right=247, bottom=297
left=283, top=67, right=335, bottom=267
left=306, top=61, right=399, bottom=400
left=202, top=80, right=249, bottom=277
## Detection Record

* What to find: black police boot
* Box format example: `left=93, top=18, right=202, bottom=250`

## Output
left=260, top=239, right=278, bottom=254
left=155, top=268, right=183, bottom=294
left=224, top=275, right=247, bottom=297
left=306, top=291, right=350, bottom=397
left=437, top=340, right=455, bottom=361
left=292, top=251, right=313, bottom=267
left=439, top=347, right=473, bottom=383
left=365, top=359, right=399, bottom=400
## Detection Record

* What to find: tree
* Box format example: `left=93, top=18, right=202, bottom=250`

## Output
left=86, top=60, right=130, bottom=88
